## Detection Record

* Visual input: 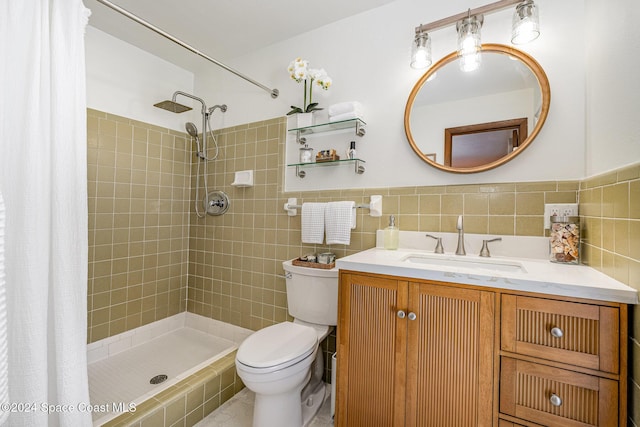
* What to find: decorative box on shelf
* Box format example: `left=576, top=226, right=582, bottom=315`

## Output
left=316, top=149, right=340, bottom=162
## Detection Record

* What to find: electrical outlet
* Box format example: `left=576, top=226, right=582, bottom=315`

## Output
left=544, top=203, right=578, bottom=228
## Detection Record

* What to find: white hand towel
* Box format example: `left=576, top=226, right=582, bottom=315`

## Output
left=0, top=194, right=7, bottom=425
left=325, top=201, right=356, bottom=245
left=329, top=111, right=364, bottom=122
left=328, top=101, right=363, bottom=117
left=301, top=203, right=326, bottom=244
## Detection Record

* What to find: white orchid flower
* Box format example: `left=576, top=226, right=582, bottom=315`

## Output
left=287, top=58, right=331, bottom=115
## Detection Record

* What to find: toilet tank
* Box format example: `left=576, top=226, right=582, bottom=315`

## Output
left=282, top=260, right=339, bottom=326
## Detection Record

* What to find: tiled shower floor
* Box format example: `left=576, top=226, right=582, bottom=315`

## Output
left=195, top=387, right=334, bottom=427
left=89, top=327, right=235, bottom=424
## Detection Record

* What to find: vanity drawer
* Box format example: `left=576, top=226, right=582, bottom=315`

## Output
left=500, top=357, right=618, bottom=427
left=501, top=295, right=619, bottom=373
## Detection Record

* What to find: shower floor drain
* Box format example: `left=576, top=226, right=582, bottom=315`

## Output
left=149, top=374, right=168, bottom=385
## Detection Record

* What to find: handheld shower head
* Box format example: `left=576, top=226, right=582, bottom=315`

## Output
left=185, top=122, right=199, bottom=138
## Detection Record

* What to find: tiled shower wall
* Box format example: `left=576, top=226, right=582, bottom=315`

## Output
left=87, top=109, right=190, bottom=343
left=579, top=163, right=640, bottom=426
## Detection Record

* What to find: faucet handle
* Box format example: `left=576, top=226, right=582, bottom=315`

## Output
left=425, top=234, right=444, bottom=254
left=479, top=238, right=502, bottom=257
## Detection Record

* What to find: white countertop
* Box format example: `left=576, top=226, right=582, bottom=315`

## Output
left=335, top=233, right=638, bottom=305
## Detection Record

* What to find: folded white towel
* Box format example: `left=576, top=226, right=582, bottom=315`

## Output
left=328, top=101, right=363, bottom=117
left=329, top=111, right=364, bottom=122
left=301, top=203, right=326, bottom=244
left=325, top=201, right=356, bottom=245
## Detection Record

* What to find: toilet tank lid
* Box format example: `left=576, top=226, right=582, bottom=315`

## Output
left=236, top=322, right=317, bottom=369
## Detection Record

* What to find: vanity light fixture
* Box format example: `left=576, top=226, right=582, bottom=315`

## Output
left=410, top=0, right=540, bottom=70
left=511, top=0, right=540, bottom=44
left=411, top=31, right=432, bottom=69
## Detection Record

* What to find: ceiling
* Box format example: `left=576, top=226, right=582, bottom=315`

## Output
left=84, top=0, right=396, bottom=71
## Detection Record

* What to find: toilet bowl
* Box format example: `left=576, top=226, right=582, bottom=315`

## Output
left=235, top=260, right=338, bottom=427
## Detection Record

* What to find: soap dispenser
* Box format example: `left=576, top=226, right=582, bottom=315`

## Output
left=384, top=215, right=399, bottom=250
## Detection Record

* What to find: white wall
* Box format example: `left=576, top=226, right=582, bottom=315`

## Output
left=584, top=0, right=640, bottom=177
left=85, top=26, right=197, bottom=131
left=194, top=0, right=587, bottom=190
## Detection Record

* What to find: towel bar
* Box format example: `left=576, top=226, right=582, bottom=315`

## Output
left=284, top=195, right=382, bottom=217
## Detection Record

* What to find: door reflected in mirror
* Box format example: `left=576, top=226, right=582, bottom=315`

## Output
left=404, top=44, right=550, bottom=173
left=445, top=117, right=527, bottom=167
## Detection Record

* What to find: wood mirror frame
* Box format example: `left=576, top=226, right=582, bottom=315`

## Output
left=404, top=44, right=551, bottom=174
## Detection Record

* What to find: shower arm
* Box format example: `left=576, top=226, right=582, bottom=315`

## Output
left=173, top=91, right=208, bottom=155
left=173, top=91, right=206, bottom=115
left=95, top=0, right=279, bottom=99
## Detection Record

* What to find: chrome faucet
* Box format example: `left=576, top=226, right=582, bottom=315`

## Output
left=455, top=215, right=466, bottom=255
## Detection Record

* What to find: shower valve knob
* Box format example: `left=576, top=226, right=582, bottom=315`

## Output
left=204, top=191, right=230, bottom=216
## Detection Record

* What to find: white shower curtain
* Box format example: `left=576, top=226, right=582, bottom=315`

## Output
left=0, top=1, right=92, bottom=425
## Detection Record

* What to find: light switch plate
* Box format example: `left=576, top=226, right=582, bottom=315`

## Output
left=544, top=203, right=578, bottom=229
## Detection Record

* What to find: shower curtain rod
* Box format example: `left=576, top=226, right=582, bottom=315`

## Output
left=95, top=0, right=279, bottom=99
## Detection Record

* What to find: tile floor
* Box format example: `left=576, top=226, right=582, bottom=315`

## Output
left=195, top=387, right=334, bottom=427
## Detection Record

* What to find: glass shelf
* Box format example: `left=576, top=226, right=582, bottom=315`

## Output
left=288, top=158, right=365, bottom=178
left=288, top=118, right=366, bottom=136
left=288, top=158, right=366, bottom=167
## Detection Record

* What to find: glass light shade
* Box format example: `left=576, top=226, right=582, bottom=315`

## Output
left=512, top=0, right=540, bottom=44
left=457, top=15, right=482, bottom=72
left=411, top=32, right=432, bottom=69
left=457, top=15, right=482, bottom=57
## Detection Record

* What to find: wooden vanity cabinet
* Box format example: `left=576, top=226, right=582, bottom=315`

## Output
left=336, top=271, right=495, bottom=427
left=336, top=270, right=628, bottom=427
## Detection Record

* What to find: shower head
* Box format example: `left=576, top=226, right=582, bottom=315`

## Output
left=185, top=122, right=199, bottom=138
left=208, top=104, right=228, bottom=114
left=154, top=100, right=192, bottom=113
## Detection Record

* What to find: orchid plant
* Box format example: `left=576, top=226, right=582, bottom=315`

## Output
left=286, top=58, right=332, bottom=115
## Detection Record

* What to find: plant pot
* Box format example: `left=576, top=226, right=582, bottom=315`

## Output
left=295, top=112, right=314, bottom=128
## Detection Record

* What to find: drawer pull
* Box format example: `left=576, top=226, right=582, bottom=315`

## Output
left=550, top=327, right=564, bottom=338
left=408, top=312, right=417, bottom=321
left=397, top=310, right=406, bottom=319
left=549, top=393, right=563, bottom=407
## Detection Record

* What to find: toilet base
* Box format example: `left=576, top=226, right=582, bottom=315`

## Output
left=252, top=370, right=309, bottom=427
left=301, top=382, right=328, bottom=427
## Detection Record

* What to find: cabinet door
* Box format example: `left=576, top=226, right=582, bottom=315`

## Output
left=336, top=273, right=408, bottom=427
left=406, top=282, right=495, bottom=427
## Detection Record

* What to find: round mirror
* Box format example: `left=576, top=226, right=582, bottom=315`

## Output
left=404, top=44, right=550, bottom=173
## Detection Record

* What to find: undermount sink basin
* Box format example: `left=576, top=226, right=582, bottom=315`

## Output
left=401, top=253, right=526, bottom=273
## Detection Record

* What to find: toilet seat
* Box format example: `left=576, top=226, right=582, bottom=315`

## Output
left=236, top=322, right=318, bottom=373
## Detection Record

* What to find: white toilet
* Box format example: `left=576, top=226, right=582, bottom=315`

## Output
left=235, top=259, right=338, bottom=427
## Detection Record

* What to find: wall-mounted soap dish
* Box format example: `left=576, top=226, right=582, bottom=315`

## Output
left=231, top=170, right=253, bottom=187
